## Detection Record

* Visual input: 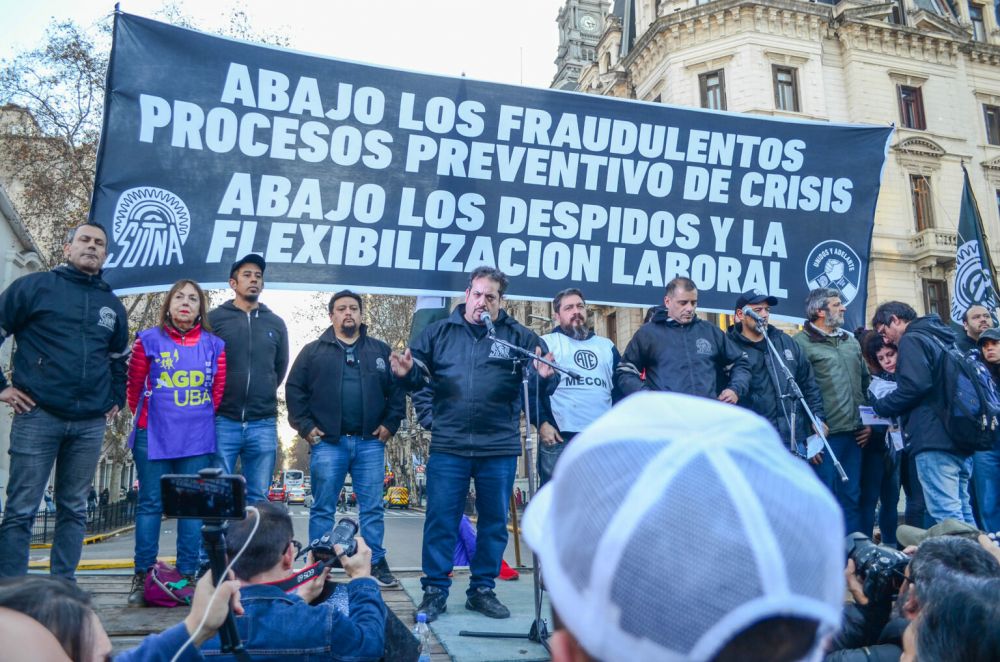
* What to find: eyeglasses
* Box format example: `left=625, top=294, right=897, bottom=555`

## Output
left=287, top=539, right=302, bottom=556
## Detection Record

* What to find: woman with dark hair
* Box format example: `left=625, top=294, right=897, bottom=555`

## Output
left=0, top=575, right=108, bottom=661
left=125, top=279, right=227, bottom=606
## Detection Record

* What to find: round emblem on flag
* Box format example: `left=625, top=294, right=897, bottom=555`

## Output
left=109, top=187, right=190, bottom=269
left=804, top=240, right=862, bottom=305
left=574, top=349, right=599, bottom=370
left=951, top=240, right=998, bottom=321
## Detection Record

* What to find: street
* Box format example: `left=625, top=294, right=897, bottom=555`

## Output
left=31, top=503, right=532, bottom=571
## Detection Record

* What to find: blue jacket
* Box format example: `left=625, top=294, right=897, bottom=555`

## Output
left=201, top=579, right=386, bottom=661
left=405, top=305, right=556, bottom=456
left=0, top=265, right=129, bottom=420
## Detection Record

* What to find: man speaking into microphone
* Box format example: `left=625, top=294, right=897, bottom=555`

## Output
left=391, top=266, right=556, bottom=623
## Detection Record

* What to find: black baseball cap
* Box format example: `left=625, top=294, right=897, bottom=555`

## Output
left=229, top=253, right=266, bottom=279
left=978, top=328, right=1000, bottom=345
left=735, top=289, right=778, bottom=311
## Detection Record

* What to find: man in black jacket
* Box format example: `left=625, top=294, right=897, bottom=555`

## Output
left=870, top=301, right=974, bottom=525
left=208, top=254, right=289, bottom=504
left=0, top=223, right=129, bottom=579
left=615, top=277, right=750, bottom=401
left=726, top=290, right=826, bottom=455
left=286, top=291, right=405, bottom=587
left=391, top=266, right=556, bottom=622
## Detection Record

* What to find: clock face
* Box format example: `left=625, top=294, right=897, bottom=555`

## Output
left=579, top=13, right=599, bottom=33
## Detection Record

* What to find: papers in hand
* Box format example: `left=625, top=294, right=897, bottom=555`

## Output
left=868, top=376, right=897, bottom=400
left=859, top=405, right=893, bottom=426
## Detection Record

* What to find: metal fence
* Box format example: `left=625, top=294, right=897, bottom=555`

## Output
left=30, top=500, right=136, bottom=545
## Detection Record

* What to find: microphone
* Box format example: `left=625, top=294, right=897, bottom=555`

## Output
left=480, top=310, right=497, bottom=336
left=741, top=306, right=766, bottom=328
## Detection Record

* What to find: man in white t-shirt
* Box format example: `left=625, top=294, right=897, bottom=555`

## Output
left=538, top=288, right=620, bottom=484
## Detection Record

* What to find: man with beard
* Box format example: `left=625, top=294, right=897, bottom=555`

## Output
left=726, top=290, right=826, bottom=456
left=391, top=266, right=556, bottom=622
left=956, top=304, right=994, bottom=354
left=536, top=288, right=620, bottom=485
left=614, top=276, right=750, bottom=402
left=208, top=254, right=289, bottom=504
left=794, top=288, right=871, bottom=533
left=286, top=290, right=405, bottom=587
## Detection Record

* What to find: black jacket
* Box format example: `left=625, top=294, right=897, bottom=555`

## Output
left=285, top=326, right=405, bottom=441
left=824, top=601, right=904, bottom=662
left=726, top=323, right=825, bottom=446
left=615, top=310, right=751, bottom=399
left=404, top=305, right=556, bottom=457
left=208, top=301, right=289, bottom=421
left=871, top=315, right=965, bottom=457
left=0, top=265, right=129, bottom=420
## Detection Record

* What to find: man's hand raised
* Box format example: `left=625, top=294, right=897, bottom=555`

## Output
left=390, top=349, right=413, bottom=378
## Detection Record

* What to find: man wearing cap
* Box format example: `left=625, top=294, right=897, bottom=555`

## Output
left=869, top=301, right=974, bottom=526
left=536, top=288, right=620, bottom=485
left=285, top=291, right=405, bottom=587
left=208, top=254, right=289, bottom=504
left=726, top=290, right=826, bottom=457
left=522, top=392, right=846, bottom=662
left=974, top=327, right=1000, bottom=532
left=794, top=288, right=871, bottom=533
left=0, top=223, right=129, bottom=579
left=615, top=277, right=750, bottom=402
left=956, top=304, right=994, bottom=354
left=390, top=266, right=556, bottom=623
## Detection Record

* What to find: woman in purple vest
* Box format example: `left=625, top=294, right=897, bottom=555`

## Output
left=124, top=280, right=227, bottom=607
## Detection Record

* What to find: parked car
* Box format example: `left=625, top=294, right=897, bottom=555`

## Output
left=384, top=486, right=409, bottom=509
left=286, top=486, right=307, bottom=505
left=267, top=484, right=287, bottom=502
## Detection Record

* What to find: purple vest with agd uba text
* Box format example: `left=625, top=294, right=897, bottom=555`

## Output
left=138, top=327, right=224, bottom=460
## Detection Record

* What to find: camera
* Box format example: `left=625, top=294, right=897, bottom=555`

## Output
left=303, top=517, right=359, bottom=567
left=845, top=532, right=910, bottom=603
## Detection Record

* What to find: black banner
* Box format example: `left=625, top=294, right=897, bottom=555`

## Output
left=92, top=13, right=892, bottom=328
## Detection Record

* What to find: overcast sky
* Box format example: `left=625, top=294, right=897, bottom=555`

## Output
left=1, top=0, right=566, bottom=88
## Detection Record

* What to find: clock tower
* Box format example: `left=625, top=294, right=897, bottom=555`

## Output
left=552, top=0, right=609, bottom=91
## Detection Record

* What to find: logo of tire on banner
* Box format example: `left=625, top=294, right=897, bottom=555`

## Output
left=951, top=240, right=998, bottom=321
left=804, top=240, right=862, bottom=305
left=107, top=187, right=190, bottom=269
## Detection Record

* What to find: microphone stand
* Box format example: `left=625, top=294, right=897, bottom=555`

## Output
left=459, top=332, right=580, bottom=652
left=752, top=318, right=848, bottom=483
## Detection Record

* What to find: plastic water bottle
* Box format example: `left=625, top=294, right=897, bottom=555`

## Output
left=414, top=612, right=431, bottom=661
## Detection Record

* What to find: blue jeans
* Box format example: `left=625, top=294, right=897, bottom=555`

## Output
left=133, top=430, right=213, bottom=575
left=973, top=448, right=1000, bottom=532
left=215, top=417, right=277, bottom=504
left=421, top=452, right=517, bottom=597
left=309, top=436, right=387, bottom=565
left=813, top=432, right=863, bottom=534
left=537, top=432, right=577, bottom=486
left=914, top=450, right=975, bottom=525
left=0, top=407, right=105, bottom=578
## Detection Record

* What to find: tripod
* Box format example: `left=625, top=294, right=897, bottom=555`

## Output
left=458, top=336, right=580, bottom=651
left=754, top=317, right=848, bottom=482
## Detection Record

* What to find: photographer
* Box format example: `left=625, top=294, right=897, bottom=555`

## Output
left=199, top=502, right=386, bottom=661
left=825, top=534, right=1000, bottom=660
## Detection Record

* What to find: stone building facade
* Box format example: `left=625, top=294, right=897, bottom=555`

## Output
left=550, top=0, right=1000, bottom=346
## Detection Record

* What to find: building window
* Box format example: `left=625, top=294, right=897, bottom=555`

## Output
left=970, top=3, right=987, bottom=41
left=772, top=66, right=800, bottom=112
left=581, top=47, right=596, bottom=62
left=605, top=312, right=618, bottom=347
left=898, top=85, right=926, bottom=129
left=985, top=105, right=1000, bottom=144
left=923, top=279, right=950, bottom=321
left=911, top=175, right=935, bottom=231
left=888, top=0, right=906, bottom=24
left=699, top=70, right=727, bottom=110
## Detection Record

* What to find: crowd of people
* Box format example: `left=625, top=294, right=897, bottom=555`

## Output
left=0, top=223, right=999, bottom=660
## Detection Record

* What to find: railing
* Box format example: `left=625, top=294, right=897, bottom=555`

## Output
left=30, top=500, right=136, bottom=545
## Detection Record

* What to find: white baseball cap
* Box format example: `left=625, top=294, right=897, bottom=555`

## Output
left=522, top=392, right=845, bottom=661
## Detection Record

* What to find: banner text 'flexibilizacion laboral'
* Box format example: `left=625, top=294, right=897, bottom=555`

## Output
left=92, top=13, right=892, bottom=328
